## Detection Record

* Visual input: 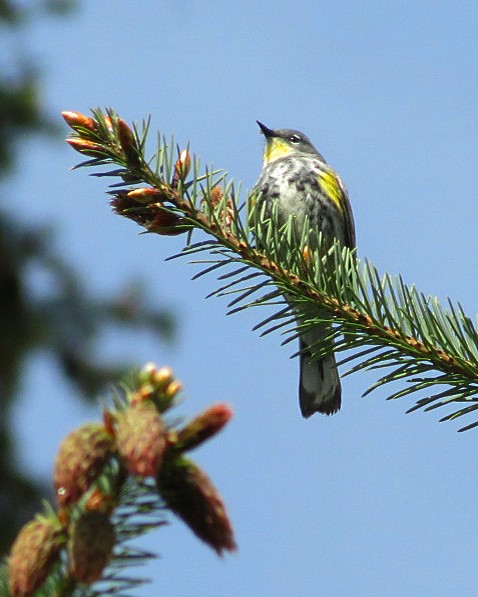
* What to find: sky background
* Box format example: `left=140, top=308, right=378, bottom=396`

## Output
left=4, top=1, right=478, bottom=595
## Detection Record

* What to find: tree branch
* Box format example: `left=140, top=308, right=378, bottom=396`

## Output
left=61, top=108, right=478, bottom=431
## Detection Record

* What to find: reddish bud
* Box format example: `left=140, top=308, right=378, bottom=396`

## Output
left=147, top=207, right=187, bottom=235
left=109, top=192, right=141, bottom=219
left=171, top=149, right=192, bottom=187
left=9, top=515, right=64, bottom=596
left=133, top=365, right=179, bottom=412
left=151, top=366, right=175, bottom=389
left=176, top=404, right=233, bottom=451
left=164, top=379, right=182, bottom=399
left=301, top=246, right=315, bottom=266
left=117, top=118, right=134, bottom=143
left=68, top=511, right=115, bottom=584
left=157, top=457, right=236, bottom=555
left=117, top=118, right=141, bottom=167
left=66, top=138, right=103, bottom=157
left=207, top=186, right=234, bottom=229
left=116, top=402, right=167, bottom=477
left=209, top=185, right=223, bottom=205
left=126, top=187, right=163, bottom=204
left=62, top=110, right=96, bottom=132
left=103, top=115, right=114, bottom=131
left=54, top=423, right=114, bottom=507
left=139, top=362, right=167, bottom=385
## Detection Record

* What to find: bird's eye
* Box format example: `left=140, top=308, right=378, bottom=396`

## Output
left=289, top=134, right=301, bottom=144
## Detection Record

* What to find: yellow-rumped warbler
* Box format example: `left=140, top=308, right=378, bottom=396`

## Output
left=252, top=121, right=356, bottom=417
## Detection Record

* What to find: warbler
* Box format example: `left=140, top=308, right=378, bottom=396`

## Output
left=252, top=121, right=356, bottom=417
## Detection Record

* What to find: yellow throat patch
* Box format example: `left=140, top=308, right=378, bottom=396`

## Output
left=263, top=138, right=293, bottom=164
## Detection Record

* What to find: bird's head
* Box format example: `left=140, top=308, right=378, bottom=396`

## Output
left=256, top=120, right=323, bottom=164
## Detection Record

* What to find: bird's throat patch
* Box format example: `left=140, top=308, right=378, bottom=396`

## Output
left=263, top=139, right=293, bottom=164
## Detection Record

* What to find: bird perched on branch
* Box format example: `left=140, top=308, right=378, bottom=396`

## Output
left=252, top=121, right=356, bottom=417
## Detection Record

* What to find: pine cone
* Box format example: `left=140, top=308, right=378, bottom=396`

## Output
left=116, top=402, right=167, bottom=477
left=68, top=510, right=115, bottom=584
left=54, top=423, right=114, bottom=507
left=8, top=515, right=63, bottom=596
left=176, top=403, right=232, bottom=451
left=157, top=456, right=236, bottom=555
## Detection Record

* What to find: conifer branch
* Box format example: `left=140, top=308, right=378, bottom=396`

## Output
left=61, top=109, right=478, bottom=431
left=4, top=363, right=235, bottom=596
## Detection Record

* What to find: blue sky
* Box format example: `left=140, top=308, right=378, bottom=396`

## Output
left=5, top=2, right=478, bottom=595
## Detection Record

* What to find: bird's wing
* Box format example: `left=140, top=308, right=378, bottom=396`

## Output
left=317, top=168, right=356, bottom=249
left=336, top=173, right=356, bottom=249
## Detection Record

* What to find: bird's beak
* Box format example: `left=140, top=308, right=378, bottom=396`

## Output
left=256, top=120, right=276, bottom=138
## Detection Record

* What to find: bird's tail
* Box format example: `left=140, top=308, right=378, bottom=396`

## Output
left=298, top=330, right=341, bottom=418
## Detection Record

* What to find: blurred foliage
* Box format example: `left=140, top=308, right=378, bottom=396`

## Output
left=0, top=0, right=77, bottom=23
left=0, top=0, right=176, bottom=554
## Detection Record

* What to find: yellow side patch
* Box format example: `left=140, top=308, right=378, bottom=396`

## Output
left=318, top=170, right=343, bottom=212
left=263, top=139, right=293, bottom=164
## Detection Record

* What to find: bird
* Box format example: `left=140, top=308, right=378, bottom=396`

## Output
left=252, top=121, right=356, bottom=417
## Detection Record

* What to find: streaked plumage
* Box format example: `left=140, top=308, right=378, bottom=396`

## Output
left=252, top=121, right=356, bottom=417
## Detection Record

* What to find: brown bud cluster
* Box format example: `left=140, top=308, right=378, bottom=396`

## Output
left=130, top=363, right=182, bottom=412
left=66, top=138, right=103, bottom=157
left=146, top=206, right=188, bottom=235
left=109, top=191, right=188, bottom=235
left=8, top=516, right=64, bottom=596
left=206, top=186, right=234, bottom=229
left=116, top=401, right=167, bottom=477
left=139, top=363, right=175, bottom=389
left=7, top=359, right=236, bottom=593
left=157, top=457, right=236, bottom=556
left=117, top=118, right=142, bottom=168
left=68, top=511, right=115, bottom=584
left=171, top=149, right=192, bottom=188
left=176, top=404, right=233, bottom=452
left=126, top=187, right=163, bottom=204
left=62, top=111, right=96, bottom=132
left=54, top=423, right=114, bottom=507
